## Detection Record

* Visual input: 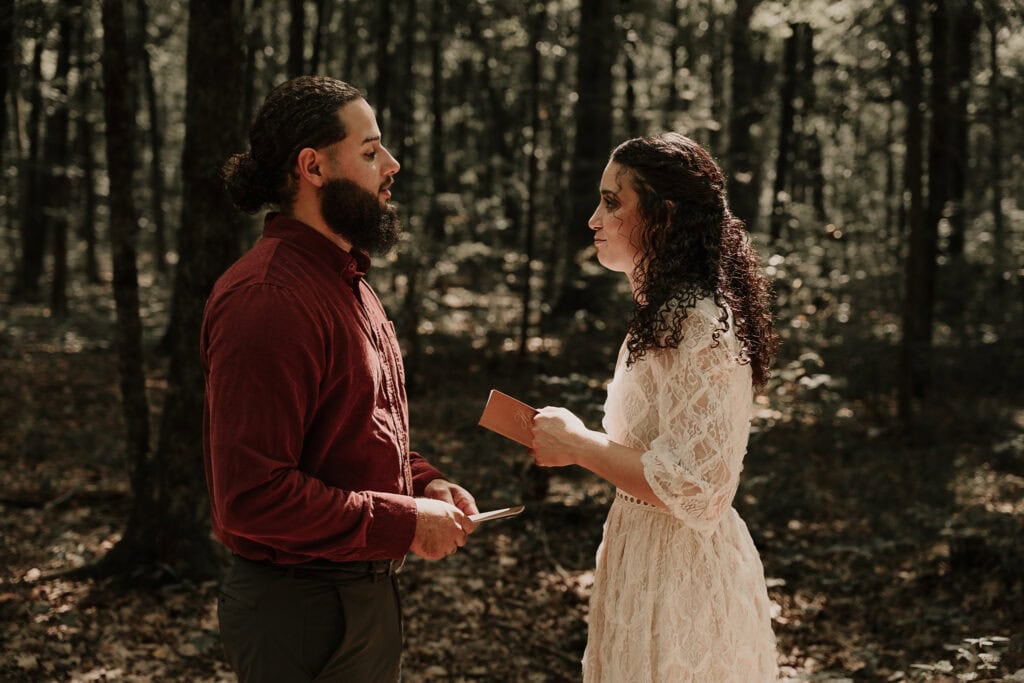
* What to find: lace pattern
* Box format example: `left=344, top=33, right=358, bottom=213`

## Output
left=583, top=298, right=778, bottom=682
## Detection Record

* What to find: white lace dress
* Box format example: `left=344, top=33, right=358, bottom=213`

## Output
left=582, top=298, right=778, bottom=682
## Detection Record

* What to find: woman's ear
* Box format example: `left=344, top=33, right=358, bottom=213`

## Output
left=295, top=147, right=325, bottom=188
left=664, top=199, right=676, bottom=218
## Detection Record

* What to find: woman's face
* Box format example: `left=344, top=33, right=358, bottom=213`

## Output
left=589, top=161, right=644, bottom=277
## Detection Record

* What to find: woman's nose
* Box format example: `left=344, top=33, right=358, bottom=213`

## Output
left=588, top=206, right=601, bottom=230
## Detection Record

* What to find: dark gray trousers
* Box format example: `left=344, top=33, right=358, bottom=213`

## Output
left=218, top=555, right=404, bottom=682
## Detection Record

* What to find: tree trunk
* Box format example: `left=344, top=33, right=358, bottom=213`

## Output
left=342, top=0, right=357, bottom=77
left=519, top=3, right=544, bottom=359
left=426, top=0, right=445, bottom=240
left=288, top=0, right=305, bottom=76
left=707, top=1, right=724, bottom=151
left=770, top=23, right=799, bottom=243
left=97, top=0, right=155, bottom=574
left=135, top=0, right=168, bottom=274
left=623, top=27, right=640, bottom=138
left=375, top=0, right=393, bottom=131
left=46, top=2, right=76, bottom=317
left=392, top=0, right=417, bottom=170
left=945, top=1, right=978, bottom=258
left=0, top=0, right=14, bottom=172
left=74, top=3, right=100, bottom=284
left=243, top=0, right=264, bottom=123
left=152, top=0, right=248, bottom=579
left=667, top=0, right=679, bottom=115
left=989, top=18, right=1004, bottom=288
left=310, top=0, right=328, bottom=73
left=559, top=0, right=614, bottom=310
left=12, top=38, right=46, bottom=302
left=925, top=0, right=950, bottom=257
left=899, top=0, right=927, bottom=427
left=800, top=24, right=825, bottom=222
left=726, top=0, right=761, bottom=230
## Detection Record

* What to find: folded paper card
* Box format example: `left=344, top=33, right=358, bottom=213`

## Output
left=469, top=505, right=525, bottom=523
left=477, top=390, right=537, bottom=447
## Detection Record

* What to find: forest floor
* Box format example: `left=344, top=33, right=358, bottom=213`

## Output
left=2, top=267, right=1023, bottom=682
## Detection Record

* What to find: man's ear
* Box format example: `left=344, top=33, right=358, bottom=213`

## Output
left=295, top=147, right=325, bottom=188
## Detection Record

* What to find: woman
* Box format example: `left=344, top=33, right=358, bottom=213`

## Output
left=530, top=133, right=779, bottom=682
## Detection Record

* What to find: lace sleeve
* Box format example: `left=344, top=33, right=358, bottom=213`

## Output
left=640, top=306, right=753, bottom=532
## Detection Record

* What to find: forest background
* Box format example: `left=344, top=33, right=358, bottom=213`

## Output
left=1, top=0, right=1023, bottom=681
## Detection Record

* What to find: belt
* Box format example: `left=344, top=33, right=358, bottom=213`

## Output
left=235, top=554, right=405, bottom=580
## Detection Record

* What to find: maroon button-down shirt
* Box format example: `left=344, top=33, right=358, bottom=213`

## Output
left=201, top=213, right=443, bottom=564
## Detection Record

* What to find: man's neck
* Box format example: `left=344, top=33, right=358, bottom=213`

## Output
left=284, top=206, right=353, bottom=253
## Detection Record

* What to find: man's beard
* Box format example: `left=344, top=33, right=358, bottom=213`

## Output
left=320, top=178, right=401, bottom=255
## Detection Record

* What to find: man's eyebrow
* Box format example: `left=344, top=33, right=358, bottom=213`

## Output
left=362, top=134, right=381, bottom=144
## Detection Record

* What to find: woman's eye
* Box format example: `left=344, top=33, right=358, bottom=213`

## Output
left=604, top=199, right=617, bottom=209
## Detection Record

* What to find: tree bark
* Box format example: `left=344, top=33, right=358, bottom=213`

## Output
left=97, top=0, right=155, bottom=573
left=989, top=18, right=1004, bottom=288
left=707, top=1, right=724, bottom=151
left=559, top=0, right=614, bottom=310
left=152, top=0, right=248, bottom=579
left=925, top=0, right=950, bottom=257
left=375, top=0, right=393, bottom=131
left=945, top=0, right=978, bottom=258
left=519, top=3, right=544, bottom=359
left=74, top=3, right=100, bottom=283
left=288, top=0, right=305, bottom=76
left=135, top=0, right=168, bottom=274
left=899, top=0, right=927, bottom=427
left=726, top=0, right=761, bottom=230
left=392, top=0, right=417, bottom=170
left=12, top=38, right=46, bottom=302
left=769, top=23, right=799, bottom=243
left=310, top=0, right=328, bottom=73
left=0, top=0, right=14, bottom=172
left=426, top=0, right=446, bottom=240
left=46, top=1, right=76, bottom=317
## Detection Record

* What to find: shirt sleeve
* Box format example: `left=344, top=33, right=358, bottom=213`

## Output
left=409, top=453, right=445, bottom=495
left=204, top=283, right=417, bottom=560
left=639, top=307, right=754, bottom=533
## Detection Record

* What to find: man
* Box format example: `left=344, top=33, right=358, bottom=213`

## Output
left=203, top=76, right=478, bottom=682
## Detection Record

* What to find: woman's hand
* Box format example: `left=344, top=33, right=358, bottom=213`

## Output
left=530, top=407, right=601, bottom=468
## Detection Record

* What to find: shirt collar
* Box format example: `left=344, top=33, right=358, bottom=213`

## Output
left=262, top=212, right=371, bottom=285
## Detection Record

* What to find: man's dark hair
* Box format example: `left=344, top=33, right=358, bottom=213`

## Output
left=222, top=76, right=363, bottom=214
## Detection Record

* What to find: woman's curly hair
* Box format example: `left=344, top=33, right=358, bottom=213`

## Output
left=611, top=132, right=779, bottom=387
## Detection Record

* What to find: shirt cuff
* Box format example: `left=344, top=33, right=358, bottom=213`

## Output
left=366, top=491, right=418, bottom=557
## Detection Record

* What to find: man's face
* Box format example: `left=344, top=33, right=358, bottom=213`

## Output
left=318, top=99, right=402, bottom=254
left=322, top=99, right=400, bottom=205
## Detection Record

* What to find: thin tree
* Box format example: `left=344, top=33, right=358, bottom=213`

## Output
left=375, top=0, right=393, bottom=130
left=925, top=0, right=951, bottom=259
left=134, top=0, right=168, bottom=273
left=946, top=0, right=979, bottom=258
left=426, top=0, right=445, bottom=240
left=560, top=0, right=614, bottom=308
left=74, top=3, right=99, bottom=284
left=288, top=0, right=305, bottom=76
left=96, top=0, right=154, bottom=576
left=726, top=0, right=761, bottom=230
left=310, top=0, right=328, bottom=73
left=988, top=13, right=1004, bottom=289
left=150, top=0, right=248, bottom=578
left=45, top=2, right=76, bottom=317
left=899, top=0, right=927, bottom=427
left=769, top=22, right=800, bottom=243
left=519, top=2, right=544, bottom=359
left=12, top=36, right=46, bottom=301
left=0, top=0, right=14, bottom=174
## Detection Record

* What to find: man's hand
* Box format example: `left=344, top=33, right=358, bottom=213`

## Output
left=410, top=497, right=476, bottom=560
left=423, top=479, right=480, bottom=517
